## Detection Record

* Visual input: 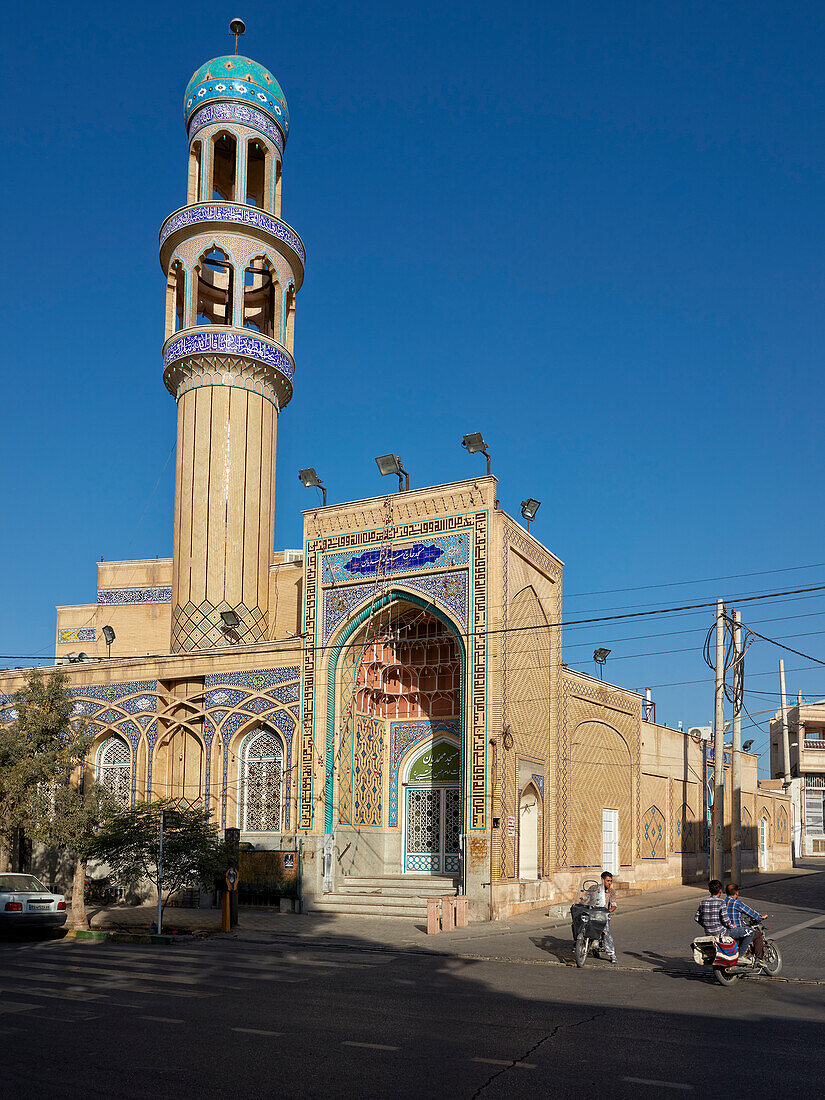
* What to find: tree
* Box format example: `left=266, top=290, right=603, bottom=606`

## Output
left=0, top=669, right=91, bottom=873
left=90, top=800, right=224, bottom=916
left=42, top=782, right=116, bottom=931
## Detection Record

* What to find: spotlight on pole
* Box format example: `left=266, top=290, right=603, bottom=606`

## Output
left=102, top=625, right=115, bottom=658
left=461, top=432, right=491, bottom=476
left=593, top=647, right=611, bottom=680
left=520, top=498, right=541, bottom=531
left=742, top=740, right=754, bottom=753
left=375, top=453, right=409, bottom=492
left=298, top=467, right=327, bottom=507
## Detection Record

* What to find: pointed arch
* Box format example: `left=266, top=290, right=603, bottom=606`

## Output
left=640, top=804, right=666, bottom=859
left=211, top=130, right=237, bottom=201
left=321, top=590, right=467, bottom=835
left=569, top=720, right=632, bottom=868
left=96, top=734, right=132, bottom=808
left=194, top=246, right=234, bottom=326
left=518, top=780, right=542, bottom=880
left=240, top=725, right=285, bottom=832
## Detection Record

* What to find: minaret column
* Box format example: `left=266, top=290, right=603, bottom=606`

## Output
left=159, top=50, right=303, bottom=652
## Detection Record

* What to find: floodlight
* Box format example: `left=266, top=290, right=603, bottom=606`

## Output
left=229, top=18, right=246, bottom=54
left=221, top=609, right=241, bottom=630
left=593, top=647, right=611, bottom=680
left=520, top=498, right=541, bottom=531
left=742, top=740, right=754, bottom=752
left=298, top=467, right=327, bottom=506
left=375, top=453, right=409, bottom=491
left=462, top=432, right=491, bottom=476
left=102, top=625, right=115, bottom=658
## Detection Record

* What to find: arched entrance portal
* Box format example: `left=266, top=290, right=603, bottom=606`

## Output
left=519, top=783, right=540, bottom=880
left=403, top=740, right=460, bottom=874
left=329, top=596, right=465, bottom=877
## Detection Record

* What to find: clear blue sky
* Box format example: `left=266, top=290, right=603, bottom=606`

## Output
left=4, top=0, right=825, bottom=771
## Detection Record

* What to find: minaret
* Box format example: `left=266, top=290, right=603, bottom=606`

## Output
left=159, top=34, right=305, bottom=652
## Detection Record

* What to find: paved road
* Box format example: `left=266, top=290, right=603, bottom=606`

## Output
left=2, top=885, right=824, bottom=1100
left=536, top=867, right=825, bottom=979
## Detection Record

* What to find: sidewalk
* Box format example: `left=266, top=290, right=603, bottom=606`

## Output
left=79, top=865, right=823, bottom=964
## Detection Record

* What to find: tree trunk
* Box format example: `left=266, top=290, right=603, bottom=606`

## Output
left=70, top=856, right=89, bottom=931
left=0, top=841, right=9, bottom=873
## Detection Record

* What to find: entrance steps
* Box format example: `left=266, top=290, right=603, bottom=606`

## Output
left=307, top=875, right=458, bottom=919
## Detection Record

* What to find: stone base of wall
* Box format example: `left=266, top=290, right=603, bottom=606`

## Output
left=491, top=878, right=559, bottom=919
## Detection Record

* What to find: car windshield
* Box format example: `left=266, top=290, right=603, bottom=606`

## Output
left=0, top=874, right=48, bottom=893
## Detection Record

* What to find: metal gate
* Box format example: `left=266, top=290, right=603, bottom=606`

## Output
left=404, top=786, right=460, bottom=873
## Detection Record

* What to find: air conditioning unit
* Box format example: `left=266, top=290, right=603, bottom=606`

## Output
left=283, top=550, right=303, bottom=564
left=688, top=726, right=712, bottom=742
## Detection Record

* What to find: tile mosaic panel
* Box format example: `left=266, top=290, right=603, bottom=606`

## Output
left=98, top=587, right=171, bottom=605
left=58, top=628, right=96, bottom=643
left=187, top=103, right=285, bottom=154
left=321, top=533, right=469, bottom=584
left=163, top=330, right=294, bottom=380
left=322, top=572, right=469, bottom=644
left=388, top=720, right=459, bottom=828
left=352, top=714, right=383, bottom=827
left=159, top=204, right=304, bottom=264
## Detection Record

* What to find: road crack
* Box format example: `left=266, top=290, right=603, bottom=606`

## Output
left=469, top=1009, right=607, bottom=1097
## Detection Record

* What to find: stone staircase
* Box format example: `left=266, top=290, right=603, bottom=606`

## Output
left=307, top=875, right=458, bottom=919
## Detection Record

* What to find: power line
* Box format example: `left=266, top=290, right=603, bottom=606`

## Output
left=6, top=581, right=825, bottom=669
left=565, top=559, right=825, bottom=599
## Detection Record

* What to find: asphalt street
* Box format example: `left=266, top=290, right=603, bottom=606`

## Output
left=1, top=870, right=823, bottom=1099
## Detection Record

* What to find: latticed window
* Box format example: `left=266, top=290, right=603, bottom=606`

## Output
left=242, top=730, right=283, bottom=832
left=97, top=736, right=131, bottom=808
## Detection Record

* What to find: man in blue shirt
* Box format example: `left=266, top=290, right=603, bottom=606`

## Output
left=723, top=882, right=767, bottom=958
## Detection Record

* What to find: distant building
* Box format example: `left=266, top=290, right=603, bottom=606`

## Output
left=0, top=42, right=792, bottom=919
left=771, top=698, right=825, bottom=857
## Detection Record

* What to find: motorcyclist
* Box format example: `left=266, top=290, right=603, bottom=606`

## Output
left=723, top=882, right=767, bottom=959
left=599, top=870, right=618, bottom=964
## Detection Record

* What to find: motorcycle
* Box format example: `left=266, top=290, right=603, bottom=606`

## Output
left=691, top=919, right=782, bottom=986
left=570, top=879, right=611, bottom=967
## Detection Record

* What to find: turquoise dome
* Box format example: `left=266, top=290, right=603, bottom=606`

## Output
left=185, top=55, right=289, bottom=142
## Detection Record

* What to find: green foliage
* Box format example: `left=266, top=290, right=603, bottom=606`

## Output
left=0, top=669, right=92, bottom=848
left=90, top=800, right=224, bottom=906
left=44, top=782, right=117, bottom=860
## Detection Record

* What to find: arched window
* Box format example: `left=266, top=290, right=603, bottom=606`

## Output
left=188, top=140, right=202, bottom=204
left=242, top=729, right=284, bottom=831
left=246, top=139, right=267, bottom=207
left=211, top=132, right=237, bottom=201
left=195, top=247, right=233, bottom=326
left=242, top=256, right=277, bottom=337
left=284, top=284, right=296, bottom=351
left=165, top=260, right=186, bottom=337
left=273, top=159, right=282, bottom=218
left=96, top=735, right=131, bottom=808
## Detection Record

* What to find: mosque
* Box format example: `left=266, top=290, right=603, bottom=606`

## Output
left=0, top=35, right=791, bottom=919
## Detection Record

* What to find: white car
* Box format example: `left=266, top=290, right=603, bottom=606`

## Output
left=0, top=874, right=67, bottom=931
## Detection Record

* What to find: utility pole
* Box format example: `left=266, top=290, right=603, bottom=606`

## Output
left=779, top=660, right=791, bottom=787
left=157, top=809, right=165, bottom=936
left=731, top=609, right=742, bottom=883
left=712, top=599, right=726, bottom=881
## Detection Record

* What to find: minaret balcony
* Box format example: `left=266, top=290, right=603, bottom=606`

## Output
left=159, top=202, right=305, bottom=288
left=162, top=326, right=295, bottom=409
